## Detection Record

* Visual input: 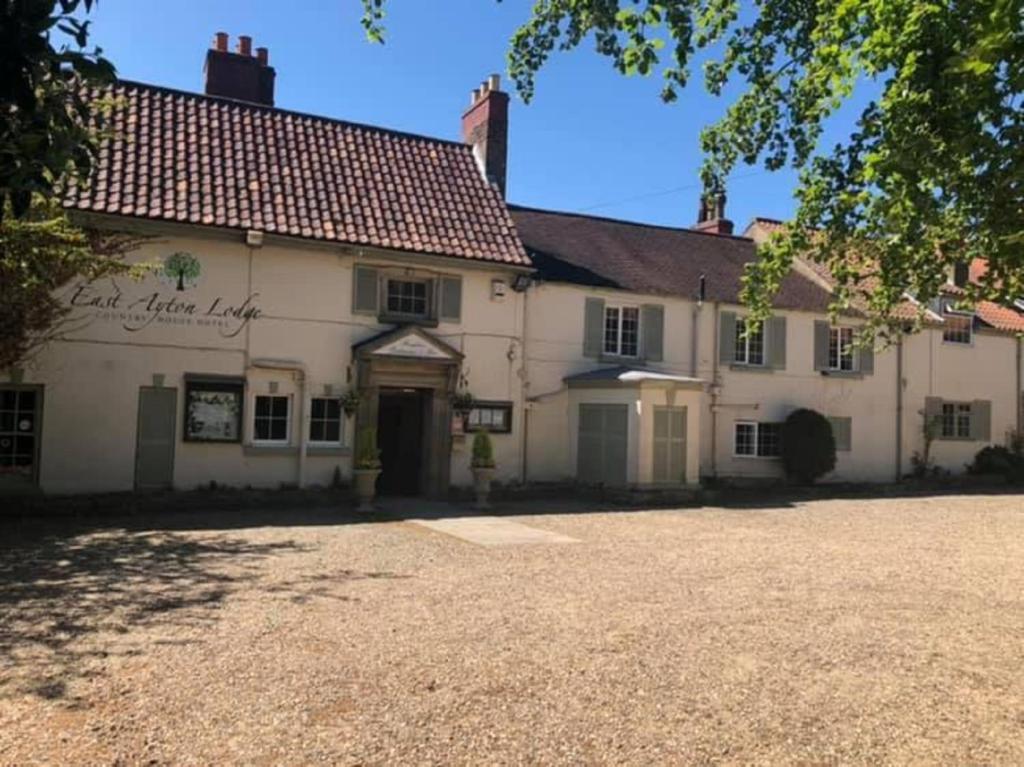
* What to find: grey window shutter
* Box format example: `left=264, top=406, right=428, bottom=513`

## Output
left=813, top=321, right=830, bottom=371
left=768, top=316, right=787, bottom=369
left=924, top=396, right=944, bottom=438
left=971, top=399, right=992, bottom=441
left=719, top=311, right=737, bottom=364
left=439, top=276, right=462, bottom=322
left=642, top=304, right=664, bottom=362
left=583, top=297, right=605, bottom=358
left=353, top=266, right=379, bottom=314
left=828, top=416, right=852, bottom=451
left=858, top=342, right=874, bottom=375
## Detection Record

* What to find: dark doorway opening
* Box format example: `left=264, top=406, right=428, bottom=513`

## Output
left=377, top=388, right=427, bottom=496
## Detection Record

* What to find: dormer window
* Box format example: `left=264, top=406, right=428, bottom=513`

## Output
left=942, top=312, right=973, bottom=344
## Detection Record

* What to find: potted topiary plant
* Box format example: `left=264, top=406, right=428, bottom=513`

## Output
left=339, top=388, right=361, bottom=418
left=470, top=430, right=496, bottom=509
left=352, top=427, right=382, bottom=512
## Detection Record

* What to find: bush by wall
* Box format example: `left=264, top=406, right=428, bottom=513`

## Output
left=781, top=408, right=836, bottom=485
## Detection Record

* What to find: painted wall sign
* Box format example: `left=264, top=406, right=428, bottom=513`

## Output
left=64, top=253, right=262, bottom=339
left=373, top=334, right=452, bottom=359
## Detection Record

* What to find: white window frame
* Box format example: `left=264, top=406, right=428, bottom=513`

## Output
left=734, top=317, right=765, bottom=366
left=828, top=326, right=857, bottom=372
left=940, top=401, right=972, bottom=439
left=309, top=397, right=344, bottom=447
left=383, top=277, right=432, bottom=319
left=603, top=304, right=641, bottom=358
left=942, top=311, right=973, bottom=345
left=252, top=394, right=291, bottom=446
left=734, top=420, right=782, bottom=458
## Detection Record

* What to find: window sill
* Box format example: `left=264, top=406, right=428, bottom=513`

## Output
left=378, top=314, right=438, bottom=328
left=307, top=445, right=351, bottom=456
left=819, top=370, right=863, bottom=379
left=941, top=340, right=973, bottom=347
left=733, top=454, right=782, bottom=460
left=729, top=363, right=773, bottom=374
left=935, top=436, right=976, bottom=442
left=244, top=444, right=297, bottom=456
left=599, top=353, right=644, bottom=365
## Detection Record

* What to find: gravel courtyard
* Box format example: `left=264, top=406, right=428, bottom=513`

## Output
left=2, top=494, right=1023, bottom=765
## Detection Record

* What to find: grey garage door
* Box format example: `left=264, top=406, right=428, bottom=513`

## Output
left=577, top=403, right=628, bottom=486
left=135, top=387, right=177, bottom=490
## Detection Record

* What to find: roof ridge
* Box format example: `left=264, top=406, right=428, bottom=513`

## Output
left=114, top=78, right=473, bottom=151
left=507, top=203, right=754, bottom=242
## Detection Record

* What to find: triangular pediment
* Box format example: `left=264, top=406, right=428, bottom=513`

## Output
left=354, top=325, right=462, bottom=362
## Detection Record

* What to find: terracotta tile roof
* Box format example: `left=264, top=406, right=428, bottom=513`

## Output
left=509, top=206, right=834, bottom=312
left=65, top=81, right=529, bottom=266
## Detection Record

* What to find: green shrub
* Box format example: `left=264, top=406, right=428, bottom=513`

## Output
left=471, top=430, right=496, bottom=469
left=968, top=445, right=1021, bottom=477
left=780, top=408, right=836, bottom=485
left=354, top=427, right=381, bottom=470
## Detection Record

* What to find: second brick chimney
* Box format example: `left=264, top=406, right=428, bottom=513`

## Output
left=462, top=74, right=509, bottom=197
left=694, top=190, right=734, bottom=235
left=204, top=32, right=276, bottom=106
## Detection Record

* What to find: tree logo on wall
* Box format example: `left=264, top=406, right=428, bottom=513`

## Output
left=161, top=252, right=201, bottom=291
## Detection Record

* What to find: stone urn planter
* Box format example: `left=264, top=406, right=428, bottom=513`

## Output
left=471, top=466, right=496, bottom=510
left=352, top=468, right=381, bottom=513
left=352, top=427, right=382, bottom=513
left=470, top=431, right=496, bottom=510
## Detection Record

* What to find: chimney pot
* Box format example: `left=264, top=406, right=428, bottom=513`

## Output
left=205, top=33, right=275, bottom=106
left=462, top=74, right=510, bottom=197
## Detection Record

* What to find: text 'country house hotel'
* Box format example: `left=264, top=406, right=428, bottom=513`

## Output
left=4, top=33, right=1023, bottom=496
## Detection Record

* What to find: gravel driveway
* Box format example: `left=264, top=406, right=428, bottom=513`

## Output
left=2, top=494, right=1023, bottom=764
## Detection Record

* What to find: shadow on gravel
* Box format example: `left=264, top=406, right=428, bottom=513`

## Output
left=0, top=524, right=314, bottom=703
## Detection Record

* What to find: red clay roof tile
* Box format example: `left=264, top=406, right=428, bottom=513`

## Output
left=66, top=81, right=529, bottom=267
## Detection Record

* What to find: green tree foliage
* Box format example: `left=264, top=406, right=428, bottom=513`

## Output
left=471, top=430, right=496, bottom=469
left=780, top=408, right=837, bottom=484
left=1, top=0, right=115, bottom=220
left=361, top=1, right=1024, bottom=337
left=0, top=197, right=143, bottom=369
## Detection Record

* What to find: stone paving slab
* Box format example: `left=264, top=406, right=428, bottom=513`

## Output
left=407, top=515, right=580, bottom=546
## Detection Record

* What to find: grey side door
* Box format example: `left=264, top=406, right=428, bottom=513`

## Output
left=653, top=406, right=687, bottom=484
left=135, top=387, right=177, bottom=490
left=577, top=403, right=629, bottom=486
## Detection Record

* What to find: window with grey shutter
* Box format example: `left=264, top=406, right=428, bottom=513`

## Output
left=653, top=406, right=687, bottom=483
left=767, top=316, right=787, bottom=369
left=439, top=276, right=462, bottom=322
left=813, top=321, right=830, bottom=371
left=642, top=304, right=664, bottom=362
left=719, top=311, right=737, bottom=364
left=924, top=396, right=945, bottom=438
left=583, top=297, right=605, bottom=358
left=970, top=399, right=991, bottom=441
left=352, top=265, right=379, bottom=315
left=827, top=416, right=852, bottom=452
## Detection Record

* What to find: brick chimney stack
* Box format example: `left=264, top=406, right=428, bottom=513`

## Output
left=694, top=190, right=734, bottom=235
left=204, top=32, right=276, bottom=106
left=462, top=74, right=509, bottom=197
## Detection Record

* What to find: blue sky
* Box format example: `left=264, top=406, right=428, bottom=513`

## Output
left=86, top=0, right=863, bottom=231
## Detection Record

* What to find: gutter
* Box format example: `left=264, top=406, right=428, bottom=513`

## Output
left=249, top=358, right=308, bottom=488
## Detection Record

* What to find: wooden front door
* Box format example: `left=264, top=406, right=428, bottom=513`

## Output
left=377, top=388, right=427, bottom=496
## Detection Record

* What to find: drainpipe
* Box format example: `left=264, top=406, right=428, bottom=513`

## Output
left=519, top=282, right=530, bottom=484
left=250, top=358, right=308, bottom=488
left=895, top=333, right=903, bottom=481
left=710, top=301, right=720, bottom=478
left=691, top=274, right=705, bottom=378
left=1017, top=335, right=1022, bottom=436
